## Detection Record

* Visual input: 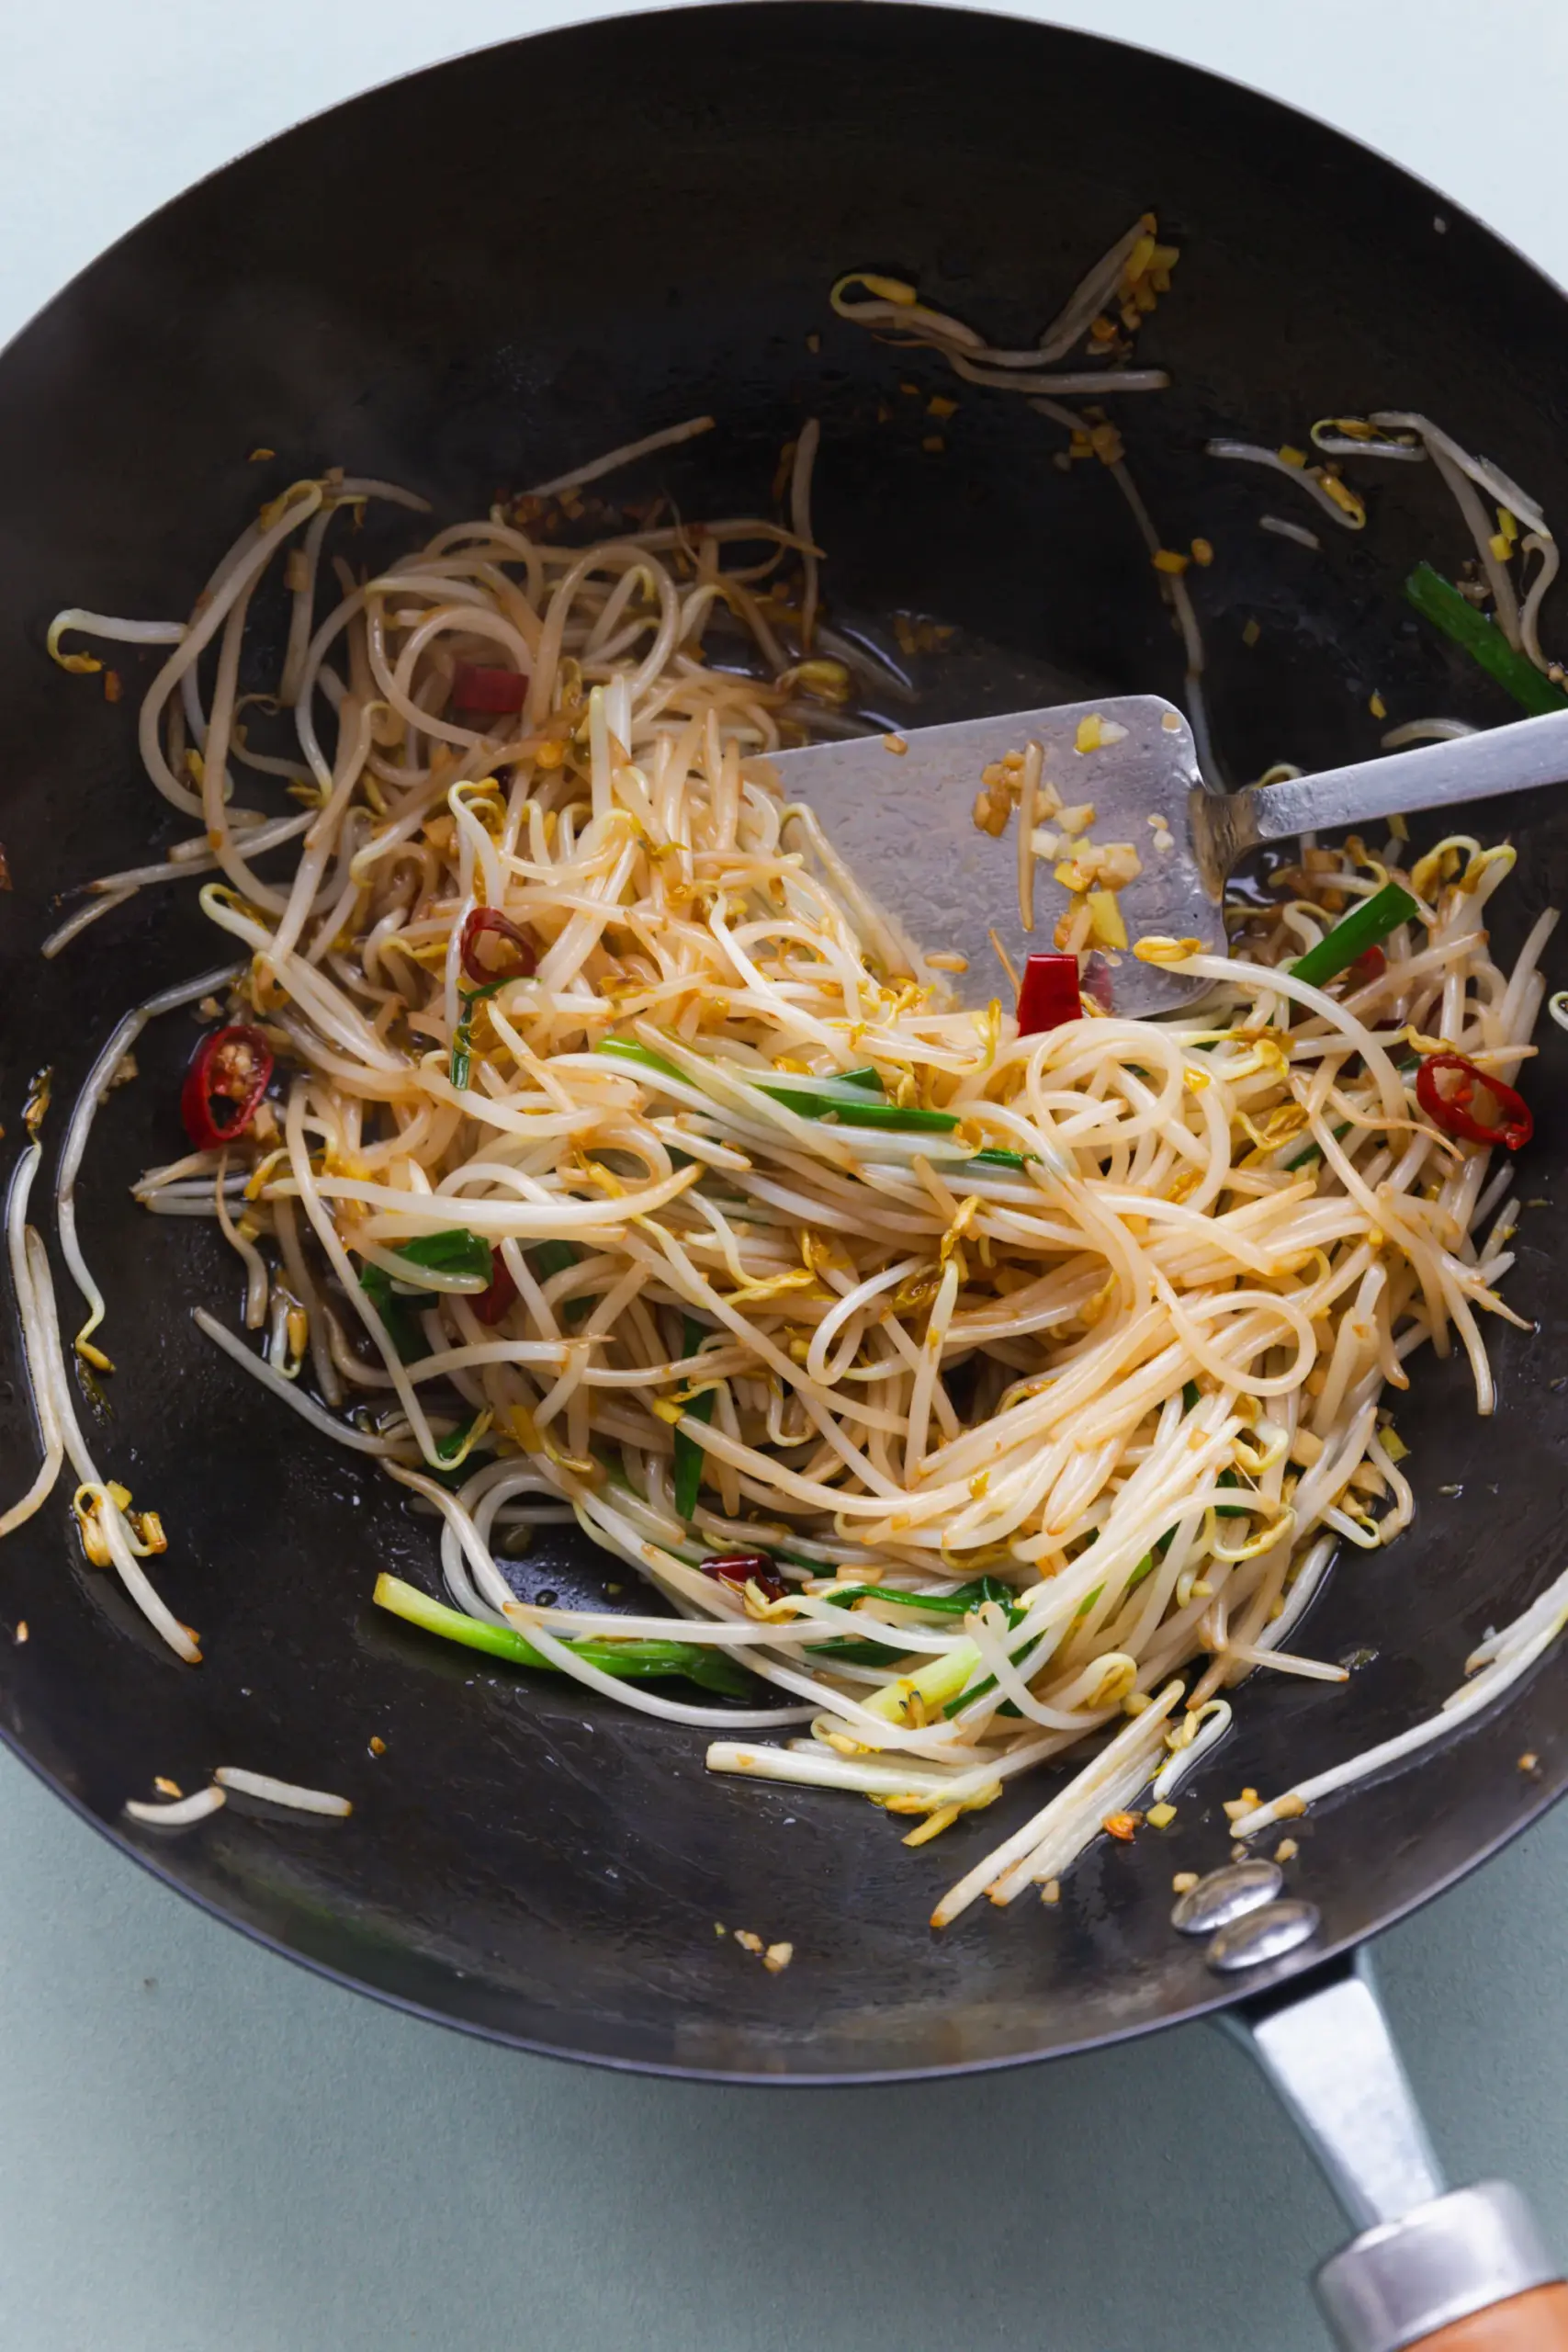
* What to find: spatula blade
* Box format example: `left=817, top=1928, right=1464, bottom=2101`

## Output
left=765, top=695, right=1220, bottom=1017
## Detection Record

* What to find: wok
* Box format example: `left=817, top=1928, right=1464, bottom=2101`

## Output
left=4, top=8, right=1568, bottom=2340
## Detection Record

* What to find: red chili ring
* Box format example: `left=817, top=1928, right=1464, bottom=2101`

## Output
left=1415, top=1050, right=1534, bottom=1152
left=459, top=907, right=537, bottom=986
left=180, top=1024, right=275, bottom=1150
left=1016, top=952, right=1081, bottom=1036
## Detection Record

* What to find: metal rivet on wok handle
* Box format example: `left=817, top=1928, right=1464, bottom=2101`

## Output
left=1403, top=2281, right=1568, bottom=2348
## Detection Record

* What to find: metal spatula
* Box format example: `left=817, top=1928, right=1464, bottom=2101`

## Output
left=768, top=697, right=1568, bottom=1015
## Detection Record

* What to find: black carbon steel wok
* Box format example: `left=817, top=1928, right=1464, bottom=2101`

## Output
left=3, top=4, right=1568, bottom=2131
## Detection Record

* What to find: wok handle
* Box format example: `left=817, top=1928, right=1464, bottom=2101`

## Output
left=1220, top=1953, right=1563, bottom=2352
left=1405, top=2285, right=1568, bottom=2347
left=1313, top=2186, right=1564, bottom=2352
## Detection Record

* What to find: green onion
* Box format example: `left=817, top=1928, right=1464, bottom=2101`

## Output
left=1405, top=561, right=1568, bottom=717
left=595, top=1034, right=962, bottom=1134
left=673, top=1314, right=716, bottom=1520
left=450, top=976, right=509, bottom=1091
left=807, top=1580, right=1024, bottom=1666
left=426, top=1411, right=494, bottom=1488
left=357, top=1263, right=422, bottom=1362
left=373, top=1573, right=755, bottom=1699
left=759, top=1069, right=892, bottom=1111
left=523, top=1238, right=592, bottom=1328
left=833, top=1101, right=960, bottom=1132
left=434, top=1410, right=485, bottom=1464
left=933, top=1601, right=1038, bottom=1718
left=593, top=1035, right=686, bottom=1082
left=1182, top=1380, right=1201, bottom=1412
left=754, top=1076, right=959, bottom=1130
left=1282, top=1122, right=1348, bottom=1173
left=806, top=1635, right=923, bottom=1667
left=1289, top=881, right=1417, bottom=990
left=358, top=1227, right=491, bottom=1351
left=818, top=1576, right=1018, bottom=1617
left=938, top=1549, right=1165, bottom=1717
left=394, top=1227, right=494, bottom=1284
left=941, top=1666, right=1005, bottom=1719
left=527, top=1239, right=581, bottom=1283
left=1215, top=1468, right=1251, bottom=1518
left=820, top=1100, right=960, bottom=1132
left=965, top=1147, right=1032, bottom=1172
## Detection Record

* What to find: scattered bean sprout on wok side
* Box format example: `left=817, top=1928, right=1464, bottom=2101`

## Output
left=6, top=215, right=1566, bottom=1923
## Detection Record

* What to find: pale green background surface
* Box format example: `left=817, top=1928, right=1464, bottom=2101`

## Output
left=3, top=6, right=1568, bottom=2346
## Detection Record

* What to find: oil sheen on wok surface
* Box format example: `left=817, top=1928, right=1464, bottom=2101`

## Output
left=1, top=7, right=1568, bottom=2074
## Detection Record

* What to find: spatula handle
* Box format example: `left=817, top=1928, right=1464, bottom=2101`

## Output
left=1236, top=706, right=1568, bottom=853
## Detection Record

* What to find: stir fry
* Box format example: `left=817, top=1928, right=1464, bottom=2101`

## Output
left=6, top=216, right=1564, bottom=1921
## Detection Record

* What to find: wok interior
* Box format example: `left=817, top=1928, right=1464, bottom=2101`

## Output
left=2, top=4, right=1568, bottom=2075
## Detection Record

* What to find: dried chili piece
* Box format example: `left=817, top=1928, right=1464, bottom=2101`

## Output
left=701, top=1552, right=786, bottom=1604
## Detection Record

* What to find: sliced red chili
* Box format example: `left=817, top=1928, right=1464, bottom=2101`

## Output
left=1016, top=952, right=1082, bottom=1036
left=472, top=1257, right=518, bottom=1325
left=1347, top=944, right=1387, bottom=986
left=459, top=907, right=537, bottom=985
left=180, top=1025, right=274, bottom=1150
left=701, top=1552, right=786, bottom=1603
left=1416, top=1051, right=1534, bottom=1152
left=451, top=663, right=527, bottom=715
